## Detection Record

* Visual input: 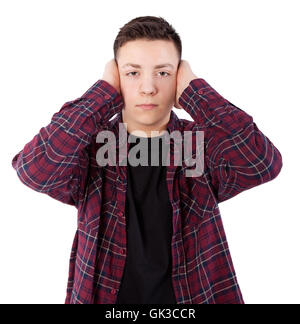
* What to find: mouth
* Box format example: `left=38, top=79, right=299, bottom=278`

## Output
left=136, top=104, right=158, bottom=110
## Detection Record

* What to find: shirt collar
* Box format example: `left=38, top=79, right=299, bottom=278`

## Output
left=106, top=110, right=181, bottom=177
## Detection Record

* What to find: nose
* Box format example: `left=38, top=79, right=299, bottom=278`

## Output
left=139, top=77, right=157, bottom=95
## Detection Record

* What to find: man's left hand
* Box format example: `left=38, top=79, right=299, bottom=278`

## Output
left=174, top=60, right=198, bottom=109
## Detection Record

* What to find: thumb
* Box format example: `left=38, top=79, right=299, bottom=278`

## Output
left=173, top=96, right=182, bottom=109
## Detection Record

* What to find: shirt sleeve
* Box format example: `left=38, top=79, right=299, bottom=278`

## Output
left=179, top=78, right=283, bottom=203
left=11, top=79, right=123, bottom=207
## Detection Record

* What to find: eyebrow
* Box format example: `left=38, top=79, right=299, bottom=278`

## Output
left=121, top=63, right=175, bottom=69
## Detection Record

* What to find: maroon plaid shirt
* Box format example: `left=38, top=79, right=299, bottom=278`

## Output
left=11, top=78, right=282, bottom=304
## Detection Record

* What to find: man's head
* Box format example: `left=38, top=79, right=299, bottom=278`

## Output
left=113, top=16, right=182, bottom=137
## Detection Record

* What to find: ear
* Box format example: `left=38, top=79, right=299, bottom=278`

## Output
left=177, top=59, right=182, bottom=69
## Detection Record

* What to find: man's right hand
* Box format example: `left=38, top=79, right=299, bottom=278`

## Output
left=102, top=59, right=121, bottom=95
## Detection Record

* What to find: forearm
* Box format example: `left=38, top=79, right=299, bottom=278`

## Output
left=179, top=78, right=283, bottom=202
left=11, top=79, right=124, bottom=205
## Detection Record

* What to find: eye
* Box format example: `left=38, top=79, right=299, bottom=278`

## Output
left=125, top=71, right=170, bottom=77
left=126, top=72, right=138, bottom=76
left=158, top=71, right=170, bottom=77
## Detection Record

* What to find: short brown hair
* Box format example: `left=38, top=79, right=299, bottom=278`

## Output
left=113, top=16, right=182, bottom=64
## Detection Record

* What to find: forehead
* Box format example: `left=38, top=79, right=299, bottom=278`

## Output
left=121, top=62, right=175, bottom=69
left=118, top=39, right=178, bottom=67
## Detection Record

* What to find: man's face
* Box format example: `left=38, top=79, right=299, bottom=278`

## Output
left=116, top=39, right=179, bottom=136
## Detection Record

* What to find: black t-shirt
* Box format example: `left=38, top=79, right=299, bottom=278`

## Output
left=115, top=132, right=177, bottom=304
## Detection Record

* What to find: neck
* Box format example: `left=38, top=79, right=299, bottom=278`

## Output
left=121, top=110, right=170, bottom=138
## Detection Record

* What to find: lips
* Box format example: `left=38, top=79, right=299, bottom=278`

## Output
left=136, top=104, right=158, bottom=110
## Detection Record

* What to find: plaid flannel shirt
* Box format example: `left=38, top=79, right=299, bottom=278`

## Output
left=12, top=78, right=282, bottom=304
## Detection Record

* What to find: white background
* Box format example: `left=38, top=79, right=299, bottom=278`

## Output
left=1, top=0, right=299, bottom=304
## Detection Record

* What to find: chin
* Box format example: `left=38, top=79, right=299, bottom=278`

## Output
left=135, top=118, right=159, bottom=126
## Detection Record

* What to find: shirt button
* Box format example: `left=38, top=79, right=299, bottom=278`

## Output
left=111, top=288, right=117, bottom=295
left=120, top=248, right=126, bottom=255
left=197, top=89, right=203, bottom=95
left=104, top=94, right=110, bottom=100
left=117, top=211, right=123, bottom=217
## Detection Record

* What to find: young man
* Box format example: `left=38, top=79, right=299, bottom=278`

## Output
left=11, top=16, right=282, bottom=304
